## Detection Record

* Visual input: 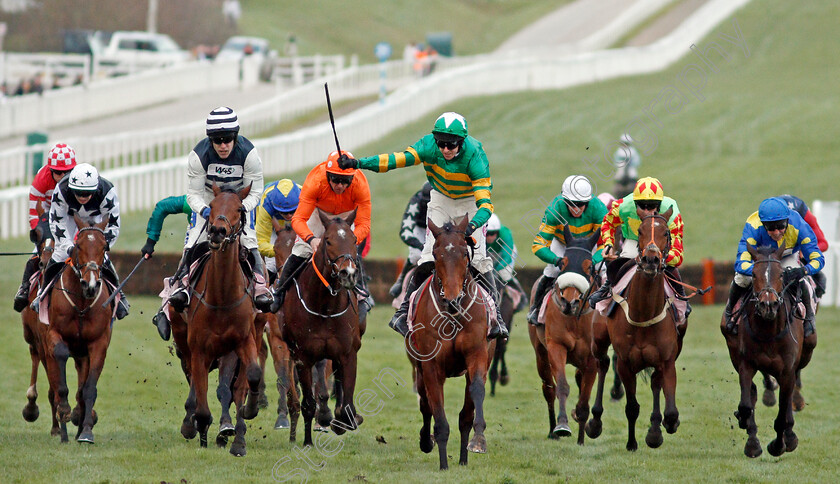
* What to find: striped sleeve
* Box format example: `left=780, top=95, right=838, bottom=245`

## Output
left=665, top=213, right=684, bottom=267
left=599, top=198, right=623, bottom=249
left=357, top=146, right=423, bottom=173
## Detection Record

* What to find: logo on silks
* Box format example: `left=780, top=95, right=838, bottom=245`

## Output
left=208, top=163, right=243, bottom=179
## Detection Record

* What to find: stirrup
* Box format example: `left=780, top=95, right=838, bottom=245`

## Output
left=255, top=293, right=274, bottom=313
left=169, top=289, right=189, bottom=312
left=153, top=311, right=171, bottom=341
left=389, top=311, right=409, bottom=337
left=588, top=284, right=611, bottom=309
left=527, top=307, right=542, bottom=327
left=13, top=285, right=29, bottom=313
left=724, top=308, right=738, bottom=335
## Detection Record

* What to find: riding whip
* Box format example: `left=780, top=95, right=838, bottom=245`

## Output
left=0, top=252, right=36, bottom=256
left=102, top=257, right=145, bottom=308
left=324, top=83, right=342, bottom=154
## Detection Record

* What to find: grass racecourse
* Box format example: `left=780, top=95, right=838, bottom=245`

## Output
left=2, top=0, right=840, bottom=482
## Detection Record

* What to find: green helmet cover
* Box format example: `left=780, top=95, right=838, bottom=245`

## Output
left=432, top=112, right=468, bottom=141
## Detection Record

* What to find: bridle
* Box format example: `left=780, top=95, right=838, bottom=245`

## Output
left=70, top=226, right=106, bottom=285
left=636, top=213, right=671, bottom=275
left=207, top=207, right=246, bottom=251
left=431, top=228, right=473, bottom=314
left=743, top=258, right=796, bottom=343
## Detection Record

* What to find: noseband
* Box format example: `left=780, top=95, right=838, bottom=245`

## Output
left=636, top=213, right=671, bottom=274
left=207, top=207, right=246, bottom=251
left=71, top=226, right=106, bottom=283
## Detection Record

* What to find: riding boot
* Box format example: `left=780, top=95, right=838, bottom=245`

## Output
left=152, top=310, right=171, bottom=341
left=527, top=275, right=555, bottom=326
left=103, top=259, right=129, bottom=320
left=14, top=256, right=39, bottom=313
left=477, top=270, right=508, bottom=341
left=723, top=281, right=750, bottom=335
left=665, top=266, right=691, bottom=318
left=588, top=280, right=612, bottom=309
left=389, top=260, right=415, bottom=298
left=799, top=279, right=816, bottom=338
left=813, top=271, right=827, bottom=299
left=389, top=261, right=434, bottom=336
left=269, top=254, right=307, bottom=312
left=250, top=248, right=275, bottom=312
left=168, top=248, right=194, bottom=312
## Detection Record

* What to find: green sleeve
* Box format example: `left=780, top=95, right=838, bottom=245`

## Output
left=146, top=195, right=192, bottom=242
left=489, top=226, right=516, bottom=270
left=357, top=138, right=426, bottom=172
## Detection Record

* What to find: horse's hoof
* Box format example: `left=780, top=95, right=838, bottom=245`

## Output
left=547, top=432, right=560, bottom=440
left=499, top=374, right=510, bottom=386
left=230, top=441, right=247, bottom=457
left=645, top=427, right=663, bottom=448
left=70, top=406, right=81, bottom=426
left=768, top=438, right=785, bottom=457
left=552, top=423, right=572, bottom=437
left=626, top=439, right=638, bottom=452
left=181, top=420, right=197, bottom=440
left=467, top=434, right=487, bottom=454
left=762, top=389, right=776, bottom=407
left=610, top=385, right=624, bottom=401
left=216, top=434, right=228, bottom=448
left=242, top=404, right=259, bottom=421
left=420, top=434, right=435, bottom=453
left=330, top=422, right=347, bottom=435
left=57, top=403, right=71, bottom=423
left=274, top=414, right=290, bottom=430
left=585, top=419, right=602, bottom=439
left=664, top=416, right=680, bottom=434
left=22, top=403, right=39, bottom=422
left=355, top=414, right=364, bottom=426
left=792, top=391, right=806, bottom=412
left=258, top=392, right=270, bottom=410
left=784, top=429, right=798, bottom=452
left=219, top=421, right=235, bottom=437
left=745, top=437, right=762, bottom=458
left=316, top=412, right=332, bottom=429
left=199, top=432, right=208, bottom=448
left=76, top=429, right=94, bottom=444
left=51, top=426, right=61, bottom=437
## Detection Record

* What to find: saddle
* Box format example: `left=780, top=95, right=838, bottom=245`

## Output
left=406, top=273, right=497, bottom=337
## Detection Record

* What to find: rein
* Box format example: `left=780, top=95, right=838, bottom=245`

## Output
left=635, top=213, right=671, bottom=274
left=740, top=258, right=797, bottom=344
left=207, top=209, right=245, bottom=251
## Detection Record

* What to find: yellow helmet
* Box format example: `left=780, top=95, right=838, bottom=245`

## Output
left=632, top=177, right=664, bottom=201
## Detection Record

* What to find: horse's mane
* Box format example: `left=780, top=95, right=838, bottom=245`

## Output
left=753, top=245, right=779, bottom=258
left=440, top=221, right=462, bottom=234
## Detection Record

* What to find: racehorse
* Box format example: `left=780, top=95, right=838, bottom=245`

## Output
left=488, top=283, right=514, bottom=396
left=721, top=244, right=817, bottom=458
left=602, top=207, right=686, bottom=451
left=529, top=225, right=607, bottom=445
left=183, top=184, right=262, bottom=456
left=280, top=209, right=363, bottom=447
left=37, top=215, right=114, bottom=444
left=406, top=217, right=491, bottom=470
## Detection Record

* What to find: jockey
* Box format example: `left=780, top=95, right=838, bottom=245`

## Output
left=486, top=213, right=528, bottom=313
left=255, top=179, right=301, bottom=283
left=13, top=143, right=76, bottom=312
left=389, top=182, right=432, bottom=297
left=588, top=176, right=685, bottom=309
left=528, top=175, right=607, bottom=325
left=168, top=106, right=274, bottom=313
left=339, top=111, right=507, bottom=340
left=723, top=197, right=824, bottom=337
left=612, top=133, right=641, bottom=198
left=777, top=194, right=828, bottom=297
left=141, top=194, right=193, bottom=341
left=269, top=150, right=373, bottom=318
left=42, top=163, right=129, bottom=319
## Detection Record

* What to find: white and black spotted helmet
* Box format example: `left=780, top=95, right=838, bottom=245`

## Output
left=206, top=106, right=240, bottom=137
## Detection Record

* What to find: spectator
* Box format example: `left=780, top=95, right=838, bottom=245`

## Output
left=403, top=41, right=419, bottom=64
left=284, top=34, right=298, bottom=57
left=612, top=133, right=641, bottom=198
left=223, top=0, right=242, bottom=29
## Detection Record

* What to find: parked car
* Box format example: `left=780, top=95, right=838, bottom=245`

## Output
left=216, top=36, right=271, bottom=62
left=88, top=31, right=191, bottom=75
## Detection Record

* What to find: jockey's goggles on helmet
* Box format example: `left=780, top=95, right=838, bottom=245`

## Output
left=763, top=220, right=788, bottom=232
left=71, top=188, right=95, bottom=198
left=210, top=134, right=235, bottom=145
left=564, top=199, right=589, bottom=209
left=436, top=139, right=461, bottom=150
left=327, top=173, right=353, bottom=186
left=635, top=200, right=661, bottom=211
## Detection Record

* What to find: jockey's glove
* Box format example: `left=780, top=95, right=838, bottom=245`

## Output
left=553, top=257, right=564, bottom=268
left=201, top=207, right=211, bottom=219
left=337, top=154, right=358, bottom=170
left=783, top=266, right=807, bottom=283
left=465, top=222, right=477, bottom=236
left=141, top=238, right=156, bottom=258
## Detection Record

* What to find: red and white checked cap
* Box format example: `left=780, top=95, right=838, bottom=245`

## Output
left=47, top=143, right=77, bottom=172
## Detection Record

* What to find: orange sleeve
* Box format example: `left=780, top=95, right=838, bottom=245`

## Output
left=291, top=170, right=319, bottom=242
left=350, top=175, right=372, bottom=242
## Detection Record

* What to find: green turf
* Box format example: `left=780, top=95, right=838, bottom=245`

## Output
left=240, top=0, right=567, bottom=63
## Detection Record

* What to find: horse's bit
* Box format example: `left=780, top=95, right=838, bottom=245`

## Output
left=207, top=208, right=246, bottom=251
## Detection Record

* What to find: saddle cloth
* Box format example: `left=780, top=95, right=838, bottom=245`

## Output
left=594, top=266, right=688, bottom=324
left=406, top=276, right=496, bottom=337
left=37, top=278, right=119, bottom=325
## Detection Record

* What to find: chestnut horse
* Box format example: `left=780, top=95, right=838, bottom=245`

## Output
left=184, top=184, right=261, bottom=456
left=530, top=225, right=608, bottom=445
left=603, top=207, right=686, bottom=451
left=280, top=210, right=363, bottom=447
left=721, top=245, right=816, bottom=458
left=39, top=216, right=114, bottom=444
left=406, top=217, right=491, bottom=470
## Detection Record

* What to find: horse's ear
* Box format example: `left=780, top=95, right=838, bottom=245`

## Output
left=212, top=182, right=221, bottom=197
left=271, top=217, right=283, bottom=233
left=73, top=213, right=87, bottom=228
left=238, top=182, right=252, bottom=201
left=562, top=223, right=573, bottom=243
left=344, top=208, right=357, bottom=226
left=95, top=217, right=108, bottom=231
left=455, top=215, right=469, bottom=233
left=428, top=218, right=442, bottom=238
left=585, top=230, right=600, bottom=250
left=661, top=206, right=674, bottom=221
left=746, top=244, right=758, bottom=260
left=773, top=244, right=786, bottom=261
left=318, top=209, right=332, bottom=228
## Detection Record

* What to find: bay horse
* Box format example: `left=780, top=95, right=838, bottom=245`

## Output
left=721, top=244, right=817, bottom=458
left=529, top=225, right=608, bottom=445
left=280, top=209, right=363, bottom=447
left=184, top=183, right=262, bottom=456
left=38, top=215, right=114, bottom=444
left=406, top=216, right=491, bottom=470
left=604, top=207, right=686, bottom=451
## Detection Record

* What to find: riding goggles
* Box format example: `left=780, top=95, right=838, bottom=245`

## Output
left=564, top=199, right=589, bottom=209
left=436, top=140, right=461, bottom=150
left=328, top=173, right=354, bottom=186
left=71, top=188, right=95, bottom=198
left=762, top=220, right=788, bottom=232
left=635, top=200, right=661, bottom=211
left=210, top=135, right=235, bottom=145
